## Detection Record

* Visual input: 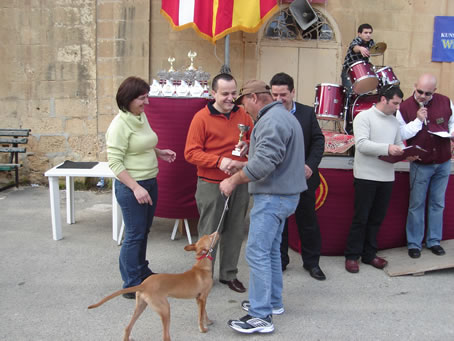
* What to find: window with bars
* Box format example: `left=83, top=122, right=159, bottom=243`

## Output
left=264, top=7, right=335, bottom=41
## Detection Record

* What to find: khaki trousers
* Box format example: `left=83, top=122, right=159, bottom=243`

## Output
left=195, top=179, right=249, bottom=281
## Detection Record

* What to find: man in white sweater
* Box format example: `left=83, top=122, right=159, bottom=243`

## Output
left=345, top=85, right=405, bottom=273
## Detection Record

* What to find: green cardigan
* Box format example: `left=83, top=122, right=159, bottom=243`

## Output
left=106, top=110, right=159, bottom=181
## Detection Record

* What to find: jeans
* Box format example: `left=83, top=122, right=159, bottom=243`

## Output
left=345, top=178, right=393, bottom=262
left=281, top=189, right=321, bottom=269
left=406, top=160, right=451, bottom=250
left=115, top=178, right=158, bottom=288
left=246, top=193, right=299, bottom=318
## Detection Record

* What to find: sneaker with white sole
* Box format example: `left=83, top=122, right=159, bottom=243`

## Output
left=241, top=300, right=284, bottom=315
left=228, top=314, right=274, bottom=334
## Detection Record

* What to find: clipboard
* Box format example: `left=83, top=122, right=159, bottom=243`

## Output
left=428, top=131, right=453, bottom=138
left=379, top=145, right=428, bottom=163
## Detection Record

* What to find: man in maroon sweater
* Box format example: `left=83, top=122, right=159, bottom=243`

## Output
left=396, top=74, right=454, bottom=259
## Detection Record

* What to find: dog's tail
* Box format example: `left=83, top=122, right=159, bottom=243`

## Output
left=87, top=284, right=142, bottom=309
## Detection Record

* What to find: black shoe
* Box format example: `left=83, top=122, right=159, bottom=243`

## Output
left=220, top=279, right=246, bottom=293
left=141, top=271, right=157, bottom=282
left=122, top=292, right=136, bottom=299
left=282, top=263, right=288, bottom=272
left=408, top=248, right=421, bottom=258
left=304, top=265, right=326, bottom=281
left=429, top=245, right=446, bottom=256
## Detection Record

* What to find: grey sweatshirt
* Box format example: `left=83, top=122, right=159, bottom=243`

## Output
left=244, top=101, right=308, bottom=195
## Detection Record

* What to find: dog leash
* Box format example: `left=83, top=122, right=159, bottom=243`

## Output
left=208, top=196, right=230, bottom=252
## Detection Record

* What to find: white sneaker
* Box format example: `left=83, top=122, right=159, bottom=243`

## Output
left=228, top=314, right=274, bottom=334
left=241, top=300, right=284, bottom=315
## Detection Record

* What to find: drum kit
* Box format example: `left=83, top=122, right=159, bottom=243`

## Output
left=314, top=42, right=399, bottom=134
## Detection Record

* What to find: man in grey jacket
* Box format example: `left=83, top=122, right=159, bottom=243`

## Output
left=219, top=80, right=307, bottom=334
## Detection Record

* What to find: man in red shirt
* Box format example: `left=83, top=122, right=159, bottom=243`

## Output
left=185, top=73, right=253, bottom=293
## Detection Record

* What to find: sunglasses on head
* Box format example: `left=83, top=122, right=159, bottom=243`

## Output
left=416, top=89, right=433, bottom=96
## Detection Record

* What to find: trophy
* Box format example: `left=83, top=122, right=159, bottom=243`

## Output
left=167, top=57, right=176, bottom=72
left=149, top=79, right=162, bottom=96
left=187, top=51, right=197, bottom=71
left=176, top=80, right=190, bottom=96
left=232, top=124, right=250, bottom=156
left=162, top=79, right=175, bottom=97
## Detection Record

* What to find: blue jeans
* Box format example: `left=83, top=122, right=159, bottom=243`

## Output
left=246, top=193, right=299, bottom=318
left=406, top=161, right=451, bottom=250
left=115, top=178, right=158, bottom=288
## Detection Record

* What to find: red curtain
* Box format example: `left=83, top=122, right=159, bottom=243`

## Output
left=144, top=97, right=208, bottom=219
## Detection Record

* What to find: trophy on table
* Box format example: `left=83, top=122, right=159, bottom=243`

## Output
left=232, top=124, right=250, bottom=156
left=187, top=51, right=197, bottom=71
left=167, top=57, right=176, bottom=72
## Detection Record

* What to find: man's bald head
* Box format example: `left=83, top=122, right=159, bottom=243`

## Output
left=414, top=73, right=437, bottom=103
left=416, top=73, right=437, bottom=91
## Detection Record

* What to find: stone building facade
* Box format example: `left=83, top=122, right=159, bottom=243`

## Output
left=1, top=0, right=453, bottom=185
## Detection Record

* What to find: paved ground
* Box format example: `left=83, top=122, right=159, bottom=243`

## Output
left=1, top=186, right=453, bottom=341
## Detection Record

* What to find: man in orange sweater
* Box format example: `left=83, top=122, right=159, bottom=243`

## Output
left=184, top=73, right=253, bottom=293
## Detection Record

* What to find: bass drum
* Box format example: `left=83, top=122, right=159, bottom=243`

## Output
left=349, top=94, right=380, bottom=123
left=314, top=83, right=346, bottom=120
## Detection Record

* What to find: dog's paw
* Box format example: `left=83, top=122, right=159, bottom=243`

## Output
left=199, top=326, right=208, bottom=333
left=206, top=318, right=213, bottom=325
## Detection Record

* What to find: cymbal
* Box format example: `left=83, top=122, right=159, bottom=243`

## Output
left=370, top=42, right=387, bottom=56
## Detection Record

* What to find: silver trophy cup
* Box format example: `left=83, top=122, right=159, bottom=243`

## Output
left=232, top=124, right=250, bottom=156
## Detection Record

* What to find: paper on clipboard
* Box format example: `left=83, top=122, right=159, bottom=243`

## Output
left=428, top=131, right=453, bottom=138
left=378, top=145, right=428, bottom=163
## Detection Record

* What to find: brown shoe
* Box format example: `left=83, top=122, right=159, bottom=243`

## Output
left=345, top=259, right=359, bottom=273
left=363, top=256, right=388, bottom=269
left=220, top=278, right=246, bottom=293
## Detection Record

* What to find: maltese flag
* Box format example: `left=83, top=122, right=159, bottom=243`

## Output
left=161, top=0, right=279, bottom=43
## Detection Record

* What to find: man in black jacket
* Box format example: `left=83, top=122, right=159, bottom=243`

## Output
left=270, top=72, right=326, bottom=280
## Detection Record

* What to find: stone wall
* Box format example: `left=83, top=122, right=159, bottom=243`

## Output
left=1, top=0, right=453, bottom=185
left=0, top=0, right=149, bottom=185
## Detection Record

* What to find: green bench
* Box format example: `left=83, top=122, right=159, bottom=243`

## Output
left=0, top=128, right=31, bottom=191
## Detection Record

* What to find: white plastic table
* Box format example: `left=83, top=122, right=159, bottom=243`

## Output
left=44, top=162, right=121, bottom=241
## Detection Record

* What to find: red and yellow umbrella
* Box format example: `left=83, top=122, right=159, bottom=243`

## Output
left=161, top=0, right=279, bottom=43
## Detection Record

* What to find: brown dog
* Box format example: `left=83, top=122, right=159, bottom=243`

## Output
left=88, top=231, right=219, bottom=341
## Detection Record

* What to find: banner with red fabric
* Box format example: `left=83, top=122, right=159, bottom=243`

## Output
left=161, top=0, right=279, bottom=43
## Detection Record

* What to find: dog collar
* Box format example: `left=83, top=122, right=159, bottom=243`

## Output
left=197, top=253, right=213, bottom=261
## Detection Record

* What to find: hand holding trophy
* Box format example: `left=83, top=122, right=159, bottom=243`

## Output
left=232, top=124, right=250, bottom=156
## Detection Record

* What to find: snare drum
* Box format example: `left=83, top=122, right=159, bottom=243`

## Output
left=348, top=61, right=379, bottom=95
left=314, top=83, right=346, bottom=120
left=349, top=94, right=380, bottom=122
left=375, top=66, right=399, bottom=88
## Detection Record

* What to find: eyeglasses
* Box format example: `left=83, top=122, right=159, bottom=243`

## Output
left=416, top=89, right=433, bottom=97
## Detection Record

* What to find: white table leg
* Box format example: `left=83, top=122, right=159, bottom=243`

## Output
left=170, top=219, right=192, bottom=244
left=112, top=179, right=121, bottom=241
left=66, top=176, right=75, bottom=224
left=183, top=219, right=192, bottom=244
left=48, top=176, right=62, bottom=240
left=171, top=219, right=179, bottom=240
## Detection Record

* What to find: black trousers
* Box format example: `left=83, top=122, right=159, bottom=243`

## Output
left=344, top=178, right=394, bottom=262
left=280, top=189, right=321, bottom=268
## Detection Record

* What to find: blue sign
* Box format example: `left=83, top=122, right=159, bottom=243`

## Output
left=432, top=16, right=454, bottom=62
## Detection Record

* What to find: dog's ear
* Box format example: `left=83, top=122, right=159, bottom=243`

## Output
left=184, top=244, right=196, bottom=251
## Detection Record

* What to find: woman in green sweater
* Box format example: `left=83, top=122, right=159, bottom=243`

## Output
left=106, top=77, right=176, bottom=298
